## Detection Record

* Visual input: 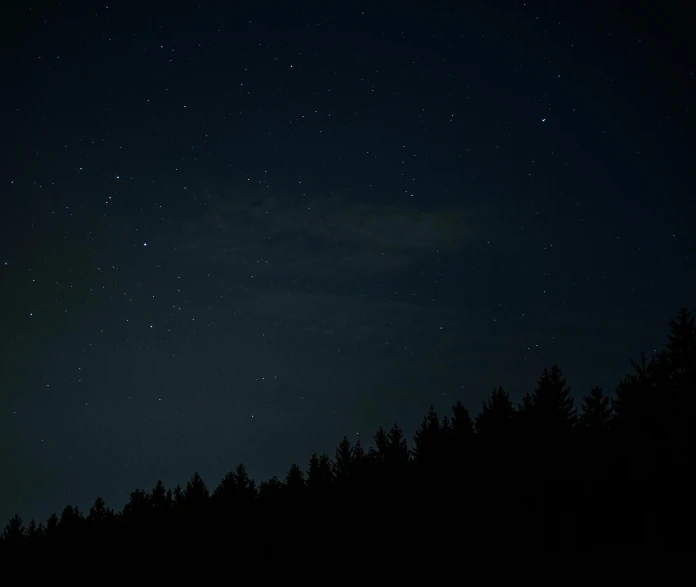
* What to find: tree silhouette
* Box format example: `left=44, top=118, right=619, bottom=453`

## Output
left=521, top=364, right=577, bottom=438
left=475, top=386, right=517, bottom=436
left=2, top=514, right=25, bottom=545
left=386, top=423, right=409, bottom=467
left=411, top=405, right=442, bottom=465
left=452, top=401, right=474, bottom=436
left=613, top=352, right=660, bottom=447
left=88, top=496, right=113, bottom=529
left=171, top=485, right=184, bottom=513
left=151, top=481, right=168, bottom=512
left=183, top=472, right=209, bottom=513
left=259, top=476, right=283, bottom=499
left=25, top=519, right=37, bottom=542
left=212, top=470, right=237, bottom=502
left=579, top=386, right=613, bottom=436
left=123, top=489, right=149, bottom=521
left=58, top=505, right=83, bottom=543
left=284, top=463, right=305, bottom=498
left=233, top=463, right=257, bottom=500
left=306, top=452, right=333, bottom=495
left=664, top=308, right=696, bottom=461
left=33, top=522, right=46, bottom=544
left=370, top=426, right=390, bottom=463
left=450, top=401, right=474, bottom=465
left=666, top=307, right=696, bottom=376
left=3, top=307, right=696, bottom=550
left=332, top=436, right=353, bottom=481
left=352, top=439, right=366, bottom=467
left=576, top=386, right=615, bottom=490
left=45, top=513, right=58, bottom=540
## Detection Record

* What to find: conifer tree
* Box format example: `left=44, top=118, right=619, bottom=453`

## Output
left=88, top=496, right=113, bottom=528
left=2, top=515, right=25, bottom=545
left=475, top=386, right=516, bottom=435
left=212, top=471, right=237, bottom=501
left=307, top=453, right=333, bottom=494
left=522, top=365, right=577, bottom=436
left=386, top=423, right=409, bottom=466
left=352, top=439, right=365, bottom=463
left=171, top=485, right=184, bottom=512
left=412, top=405, right=442, bottom=464
left=332, top=436, right=353, bottom=480
left=664, top=308, right=696, bottom=459
left=259, top=476, right=283, bottom=499
left=234, top=463, right=257, bottom=499
left=123, top=489, right=148, bottom=520
left=666, top=307, right=696, bottom=377
left=452, top=401, right=474, bottom=436
left=579, top=386, right=613, bottom=435
left=183, top=472, right=209, bottom=510
left=45, top=513, right=58, bottom=539
left=370, top=426, right=390, bottom=462
left=284, top=463, right=305, bottom=498
left=151, top=481, right=168, bottom=512
left=613, top=352, right=658, bottom=441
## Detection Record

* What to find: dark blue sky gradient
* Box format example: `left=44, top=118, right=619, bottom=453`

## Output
left=1, top=0, right=693, bottom=524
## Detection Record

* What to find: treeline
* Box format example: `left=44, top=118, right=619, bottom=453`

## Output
left=2, top=308, right=695, bottom=549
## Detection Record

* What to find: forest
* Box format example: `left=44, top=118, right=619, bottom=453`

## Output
left=2, top=307, right=695, bottom=550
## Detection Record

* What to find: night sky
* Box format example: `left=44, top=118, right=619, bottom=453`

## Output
left=1, top=0, right=694, bottom=525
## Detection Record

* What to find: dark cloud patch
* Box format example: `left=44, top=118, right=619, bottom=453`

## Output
left=172, top=186, right=477, bottom=281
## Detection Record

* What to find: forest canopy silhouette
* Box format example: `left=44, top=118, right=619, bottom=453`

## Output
left=3, top=307, right=695, bottom=548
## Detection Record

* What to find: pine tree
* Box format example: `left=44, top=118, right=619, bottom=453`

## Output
left=522, top=365, right=577, bottom=436
left=35, top=522, right=46, bottom=543
left=123, top=489, right=149, bottom=520
left=306, top=452, right=333, bottom=494
left=45, top=513, right=58, bottom=540
left=666, top=307, right=696, bottom=377
left=350, top=438, right=366, bottom=474
left=475, top=386, right=517, bottom=435
left=234, top=463, right=257, bottom=499
left=284, top=463, right=305, bottom=498
left=25, top=519, right=38, bottom=543
left=332, top=436, right=353, bottom=480
left=88, top=496, right=113, bottom=528
left=613, top=352, right=659, bottom=441
left=452, top=401, right=474, bottom=436
left=664, top=308, right=696, bottom=462
left=440, top=415, right=453, bottom=442
left=151, top=480, right=168, bottom=512
left=579, top=386, right=613, bottom=435
left=58, top=505, right=83, bottom=542
left=171, top=485, right=184, bottom=512
left=386, top=423, right=409, bottom=466
left=183, top=472, right=209, bottom=511
left=350, top=439, right=367, bottom=484
left=212, top=470, right=237, bottom=501
left=319, top=453, right=333, bottom=480
left=2, top=515, right=25, bottom=545
left=212, top=469, right=242, bottom=523
left=370, top=426, right=390, bottom=463
left=259, top=476, right=283, bottom=499
left=411, top=405, right=441, bottom=464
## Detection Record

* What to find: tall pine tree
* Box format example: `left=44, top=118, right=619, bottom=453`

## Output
left=579, top=386, right=613, bottom=436
left=521, top=364, right=577, bottom=437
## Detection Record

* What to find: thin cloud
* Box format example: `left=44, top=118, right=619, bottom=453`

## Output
left=174, top=185, right=476, bottom=276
